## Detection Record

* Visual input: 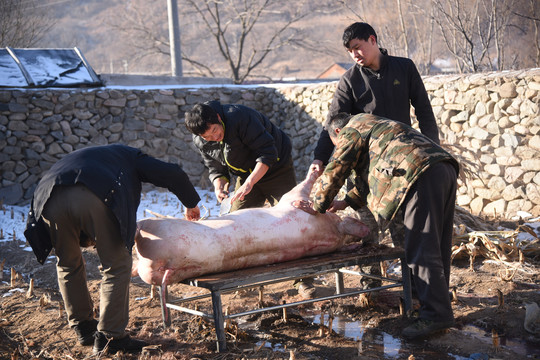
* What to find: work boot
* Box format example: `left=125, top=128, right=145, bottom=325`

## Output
left=72, top=319, right=98, bottom=346
left=93, top=331, right=148, bottom=354
left=402, top=318, right=454, bottom=339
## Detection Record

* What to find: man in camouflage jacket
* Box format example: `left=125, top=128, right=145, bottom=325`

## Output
left=308, top=113, right=459, bottom=339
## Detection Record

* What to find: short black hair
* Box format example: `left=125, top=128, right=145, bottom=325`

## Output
left=184, top=103, right=220, bottom=135
left=342, top=22, right=377, bottom=48
left=327, top=113, right=353, bottom=138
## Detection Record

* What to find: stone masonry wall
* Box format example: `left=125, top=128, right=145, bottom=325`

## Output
left=0, top=68, right=539, bottom=218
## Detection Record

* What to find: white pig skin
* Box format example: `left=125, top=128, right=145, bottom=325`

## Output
left=134, top=169, right=369, bottom=286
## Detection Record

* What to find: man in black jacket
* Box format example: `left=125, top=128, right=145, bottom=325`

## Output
left=312, top=22, right=440, bottom=172
left=24, top=144, right=201, bottom=354
left=311, top=22, right=441, bottom=291
left=185, top=102, right=317, bottom=298
left=315, top=23, right=439, bottom=232
left=185, top=100, right=296, bottom=212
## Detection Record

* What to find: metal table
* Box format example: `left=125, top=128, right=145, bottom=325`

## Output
left=158, top=244, right=412, bottom=352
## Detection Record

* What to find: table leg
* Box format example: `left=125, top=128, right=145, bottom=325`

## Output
left=400, top=257, right=413, bottom=316
left=159, top=285, right=171, bottom=327
left=335, top=271, right=344, bottom=294
left=211, top=290, right=227, bottom=352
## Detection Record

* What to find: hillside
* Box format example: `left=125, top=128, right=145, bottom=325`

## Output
left=40, top=0, right=353, bottom=80
left=33, top=0, right=539, bottom=82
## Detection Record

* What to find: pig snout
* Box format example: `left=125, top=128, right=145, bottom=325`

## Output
left=338, top=216, right=370, bottom=242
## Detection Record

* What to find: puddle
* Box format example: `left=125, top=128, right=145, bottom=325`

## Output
left=237, top=311, right=537, bottom=358
left=303, top=312, right=468, bottom=359
left=460, top=324, right=540, bottom=357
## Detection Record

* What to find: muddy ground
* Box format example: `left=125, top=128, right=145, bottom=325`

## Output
left=1, top=222, right=539, bottom=360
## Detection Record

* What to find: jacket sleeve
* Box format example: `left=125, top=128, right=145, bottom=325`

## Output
left=201, top=150, right=230, bottom=185
left=192, top=135, right=230, bottom=184
left=312, top=128, right=364, bottom=213
left=327, top=76, right=355, bottom=122
left=408, top=61, right=440, bottom=144
left=135, top=152, right=201, bottom=208
left=313, top=129, right=335, bottom=164
left=314, top=75, right=356, bottom=163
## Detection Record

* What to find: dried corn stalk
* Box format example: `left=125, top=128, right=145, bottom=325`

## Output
left=452, top=224, right=539, bottom=264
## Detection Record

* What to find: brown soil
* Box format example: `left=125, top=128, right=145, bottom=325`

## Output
left=1, top=234, right=539, bottom=360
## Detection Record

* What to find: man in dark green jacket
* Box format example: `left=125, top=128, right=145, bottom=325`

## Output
left=24, top=144, right=201, bottom=354
left=299, top=113, right=458, bottom=339
left=185, top=100, right=296, bottom=212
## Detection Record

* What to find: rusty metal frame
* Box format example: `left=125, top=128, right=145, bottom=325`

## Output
left=159, top=246, right=412, bottom=352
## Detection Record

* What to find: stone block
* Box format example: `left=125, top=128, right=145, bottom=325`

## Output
left=504, top=167, right=524, bottom=183
left=502, top=184, right=525, bottom=201
left=457, top=194, right=472, bottom=206
left=529, top=135, right=540, bottom=151
left=506, top=199, right=533, bottom=217
left=483, top=199, right=506, bottom=216
left=464, top=126, right=489, bottom=140
left=470, top=197, right=485, bottom=215
left=499, top=82, right=517, bottom=98
left=495, top=155, right=521, bottom=166
left=534, top=172, right=540, bottom=186
left=522, top=158, right=540, bottom=171
left=484, top=164, right=501, bottom=176
left=501, top=133, right=520, bottom=147
left=487, top=176, right=506, bottom=192
left=526, top=183, right=540, bottom=205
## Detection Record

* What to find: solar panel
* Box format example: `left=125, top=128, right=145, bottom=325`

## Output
left=0, top=47, right=101, bottom=88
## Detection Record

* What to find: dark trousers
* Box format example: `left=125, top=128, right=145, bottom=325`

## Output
left=402, top=161, right=457, bottom=322
left=42, top=184, right=132, bottom=338
left=231, top=159, right=297, bottom=212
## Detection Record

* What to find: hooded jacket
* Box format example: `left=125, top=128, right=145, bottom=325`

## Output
left=193, top=101, right=292, bottom=184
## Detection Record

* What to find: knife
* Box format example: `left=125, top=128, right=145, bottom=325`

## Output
left=219, top=192, right=234, bottom=216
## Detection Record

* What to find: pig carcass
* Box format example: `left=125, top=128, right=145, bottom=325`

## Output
left=134, top=168, right=370, bottom=286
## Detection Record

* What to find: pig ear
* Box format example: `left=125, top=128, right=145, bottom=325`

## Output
left=338, top=216, right=370, bottom=238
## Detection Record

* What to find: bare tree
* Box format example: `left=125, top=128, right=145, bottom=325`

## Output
left=432, top=0, right=537, bottom=72
left=0, top=0, right=53, bottom=47
left=396, top=0, right=410, bottom=57
left=431, top=0, right=497, bottom=72
left=182, top=0, right=309, bottom=84
left=513, top=0, right=540, bottom=67
left=106, top=1, right=215, bottom=77
left=409, top=1, right=436, bottom=74
left=108, top=0, right=313, bottom=83
left=336, top=0, right=437, bottom=74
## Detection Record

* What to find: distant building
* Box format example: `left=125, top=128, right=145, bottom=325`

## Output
left=317, top=62, right=353, bottom=80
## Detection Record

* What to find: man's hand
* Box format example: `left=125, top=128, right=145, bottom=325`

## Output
left=215, top=190, right=229, bottom=203
left=230, top=182, right=252, bottom=203
left=327, top=200, right=348, bottom=213
left=291, top=200, right=318, bottom=215
left=213, top=177, right=230, bottom=203
left=230, top=162, right=269, bottom=204
left=309, top=160, right=324, bottom=177
left=185, top=206, right=201, bottom=221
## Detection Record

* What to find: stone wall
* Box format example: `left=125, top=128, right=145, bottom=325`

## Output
left=1, top=68, right=539, bottom=218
